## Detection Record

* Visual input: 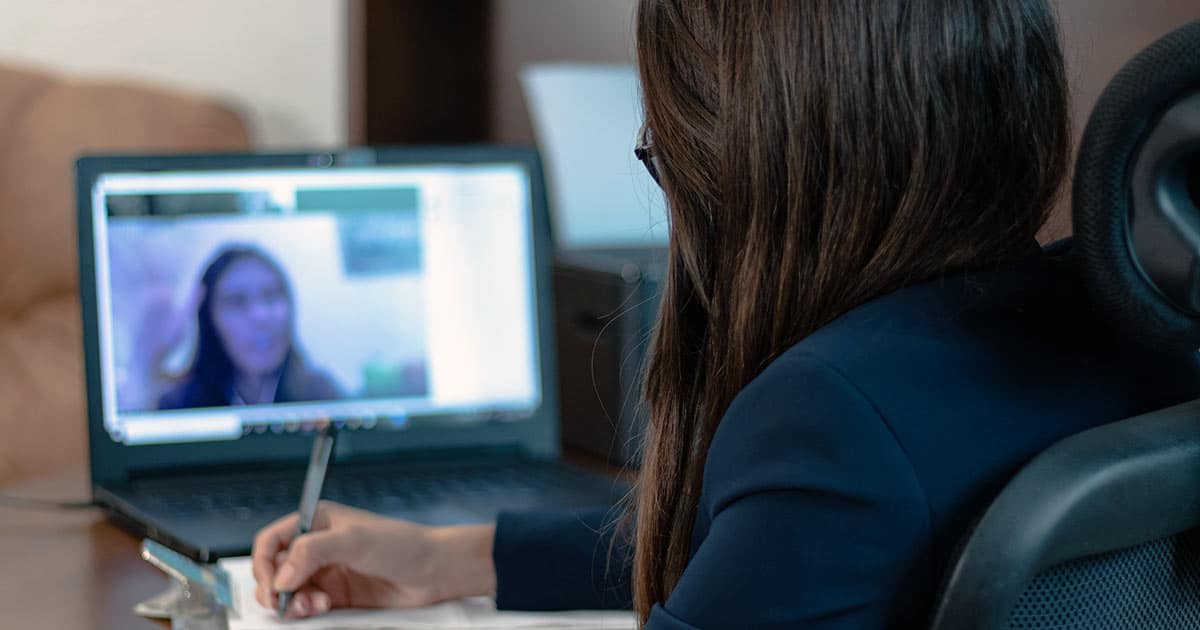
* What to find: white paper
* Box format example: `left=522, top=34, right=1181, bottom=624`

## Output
left=220, top=557, right=636, bottom=630
left=519, top=63, right=668, bottom=248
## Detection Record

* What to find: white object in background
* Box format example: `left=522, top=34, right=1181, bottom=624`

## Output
left=520, top=64, right=668, bottom=248
left=220, top=557, right=636, bottom=630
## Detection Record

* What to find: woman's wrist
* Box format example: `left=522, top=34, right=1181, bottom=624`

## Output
left=426, top=523, right=497, bottom=602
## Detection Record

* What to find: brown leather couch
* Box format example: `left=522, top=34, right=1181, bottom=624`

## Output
left=0, top=63, right=249, bottom=484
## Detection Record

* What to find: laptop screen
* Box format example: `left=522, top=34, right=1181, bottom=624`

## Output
left=87, top=161, right=541, bottom=446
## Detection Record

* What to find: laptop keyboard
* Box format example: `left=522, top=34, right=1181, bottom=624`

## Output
left=130, top=460, right=626, bottom=520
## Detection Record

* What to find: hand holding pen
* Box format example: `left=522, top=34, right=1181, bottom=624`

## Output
left=275, top=423, right=336, bottom=618
left=251, top=480, right=499, bottom=619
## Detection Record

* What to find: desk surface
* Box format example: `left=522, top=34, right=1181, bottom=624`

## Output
left=0, top=453, right=627, bottom=629
left=0, top=468, right=167, bottom=629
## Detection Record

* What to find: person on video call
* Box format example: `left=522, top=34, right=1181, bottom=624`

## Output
left=251, top=1, right=1200, bottom=627
left=155, top=245, right=342, bottom=409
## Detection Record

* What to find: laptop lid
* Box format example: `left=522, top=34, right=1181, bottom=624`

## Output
left=77, top=147, right=560, bottom=488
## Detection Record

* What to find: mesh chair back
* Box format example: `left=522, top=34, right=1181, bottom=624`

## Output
left=930, top=400, right=1200, bottom=629
left=1007, top=529, right=1200, bottom=629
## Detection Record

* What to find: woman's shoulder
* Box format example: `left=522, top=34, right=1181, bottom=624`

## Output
left=700, top=247, right=1086, bottom=516
left=804, top=245, right=1079, bottom=360
left=278, top=352, right=344, bottom=403
left=704, top=250, right=1073, bottom=465
left=702, top=241, right=1200, bottom=542
left=158, top=379, right=205, bottom=410
left=702, top=350, right=924, bottom=515
left=687, top=352, right=934, bottom=626
left=157, top=382, right=187, bottom=410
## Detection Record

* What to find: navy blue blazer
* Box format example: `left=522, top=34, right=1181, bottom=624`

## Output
left=492, top=242, right=1200, bottom=628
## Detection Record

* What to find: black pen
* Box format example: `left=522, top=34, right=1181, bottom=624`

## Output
left=277, top=422, right=336, bottom=617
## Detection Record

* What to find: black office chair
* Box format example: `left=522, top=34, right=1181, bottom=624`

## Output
left=931, top=20, right=1200, bottom=630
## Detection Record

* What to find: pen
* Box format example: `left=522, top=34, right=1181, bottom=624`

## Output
left=277, top=422, right=336, bottom=618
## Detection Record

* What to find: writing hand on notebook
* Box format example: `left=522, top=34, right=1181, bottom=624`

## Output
left=252, top=501, right=498, bottom=619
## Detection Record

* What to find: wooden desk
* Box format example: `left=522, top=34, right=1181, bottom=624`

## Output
left=0, top=468, right=167, bottom=629
left=0, top=455, right=629, bottom=629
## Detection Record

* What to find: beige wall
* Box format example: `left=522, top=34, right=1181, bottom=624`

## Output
left=490, top=0, right=636, bottom=144
left=0, top=0, right=346, bottom=148
left=489, top=0, right=1199, bottom=236
left=1047, top=0, right=1200, bottom=237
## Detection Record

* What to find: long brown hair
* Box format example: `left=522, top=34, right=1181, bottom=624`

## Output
left=631, top=0, right=1070, bottom=620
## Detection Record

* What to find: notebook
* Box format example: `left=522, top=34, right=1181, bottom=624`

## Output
left=76, top=147, right=628, bottom=561
left=219, top=557, right=636, bottom=630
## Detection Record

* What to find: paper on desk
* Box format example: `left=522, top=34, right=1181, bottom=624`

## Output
left=220, top=557, right=636, bottom=630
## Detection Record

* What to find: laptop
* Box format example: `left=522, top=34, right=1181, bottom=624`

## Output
left=76, top=147, right=630, bottom=562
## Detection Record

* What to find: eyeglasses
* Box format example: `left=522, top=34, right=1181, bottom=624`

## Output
left=634, top=126, right=662, bottom=186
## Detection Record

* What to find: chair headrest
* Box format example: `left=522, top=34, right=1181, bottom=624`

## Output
left=1074, top=20, right=1200, bottom=353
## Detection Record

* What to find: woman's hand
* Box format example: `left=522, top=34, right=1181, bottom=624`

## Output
left=135, top=285, right=204, bottom=368
left=251, top=501, right=497, bottom=619
left=119, top=285, right=205, bottom=410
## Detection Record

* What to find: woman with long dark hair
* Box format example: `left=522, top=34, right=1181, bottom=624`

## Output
left=158, top=246, right=342, bottom=409
left=250, top=1, right=1199, bottom=627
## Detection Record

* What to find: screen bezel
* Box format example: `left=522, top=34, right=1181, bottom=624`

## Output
left=77, top=147, right=560, bottom=486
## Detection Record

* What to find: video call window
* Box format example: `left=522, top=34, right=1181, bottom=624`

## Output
left=107, top=187, right=429, bottom=418
left=91, top=166, right=540, bottom=445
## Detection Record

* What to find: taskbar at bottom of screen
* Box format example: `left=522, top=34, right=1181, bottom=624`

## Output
left=110, top=400, right=538, bottom=445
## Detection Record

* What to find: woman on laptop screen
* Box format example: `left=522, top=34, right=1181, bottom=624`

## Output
left=155, top=245, right=342, bottom=409
left=251, top=0, right=1200, bottom=627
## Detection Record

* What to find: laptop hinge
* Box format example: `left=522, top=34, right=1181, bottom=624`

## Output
left=121, top=443, right=532, bottom=484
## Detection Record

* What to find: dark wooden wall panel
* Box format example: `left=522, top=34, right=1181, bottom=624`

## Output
left=350, top=0, right=491, bottom=144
